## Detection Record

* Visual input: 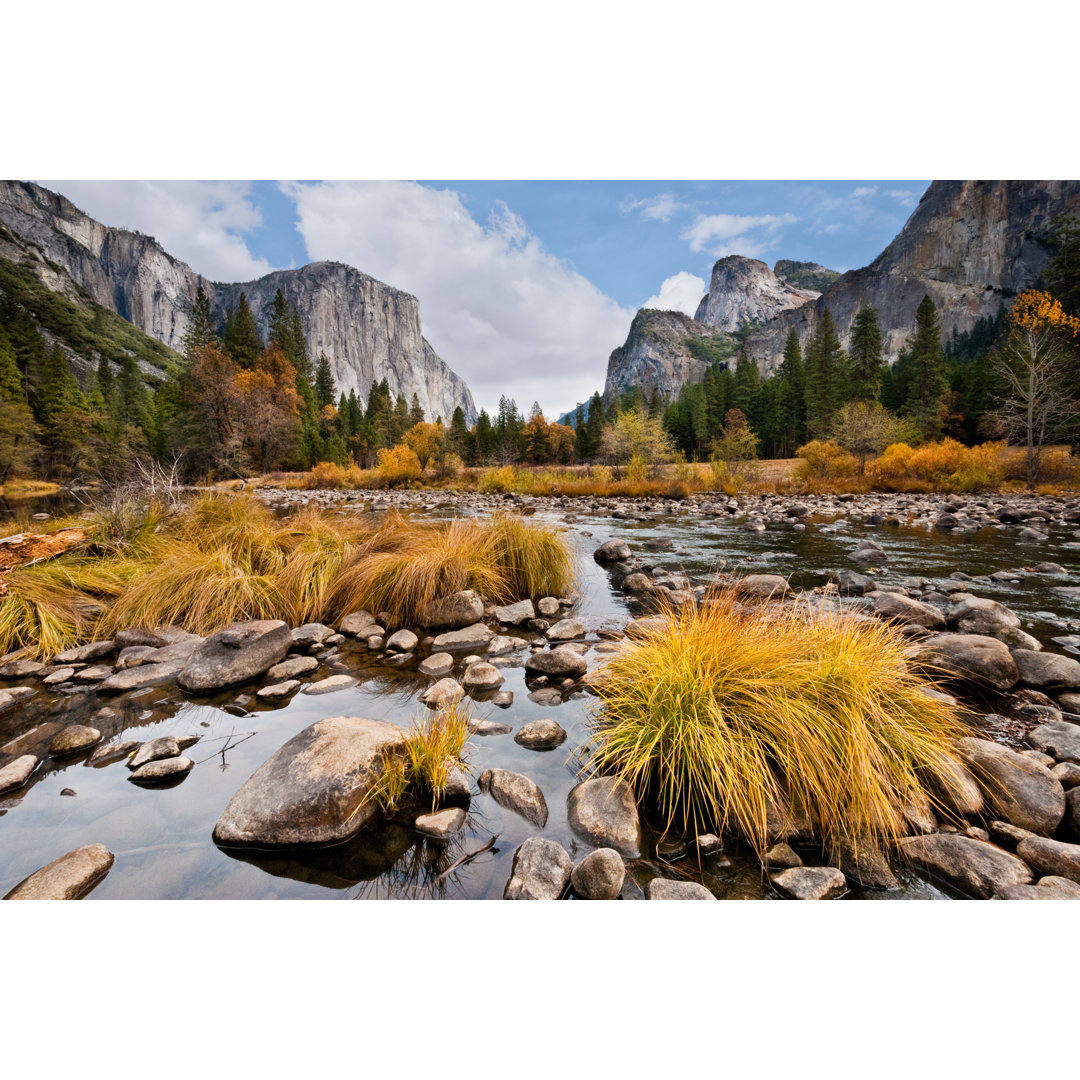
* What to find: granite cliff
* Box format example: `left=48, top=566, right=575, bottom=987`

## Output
left=694, top=255, right=820, bottom=332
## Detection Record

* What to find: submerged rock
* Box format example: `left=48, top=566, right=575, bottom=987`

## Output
left=213, top=716, right=407, bottom=848
left=0, top=754, right=37, bottom=795
left=3, top=844, right=114, bottom=900
left=566, top=777, right=642, bottom=857
left=266, top=655, right=319, bottom=681
left=49, top=725, right=102, bottom=756
left=178, top=620, right=291, bottom=693
left=301, top=675, right=357, bottom=695
left=504, top=838, right=572, bottom=900
left=478, top=768, right=548, bottom=827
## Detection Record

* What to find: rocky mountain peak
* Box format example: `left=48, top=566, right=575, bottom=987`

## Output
left=694, top=254, right=819, bottom=332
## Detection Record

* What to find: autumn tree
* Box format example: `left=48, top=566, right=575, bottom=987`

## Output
left=181, top=342, right=244, bottom=476
left=403, top=421, right=443, bottom=473
left=235, top=344, right=301, bottom=471
left=600, top=408, right=673, bottom=465
left=831, top=401, right=911, bottom=472
left=992, top=289, right=1080, bottom=487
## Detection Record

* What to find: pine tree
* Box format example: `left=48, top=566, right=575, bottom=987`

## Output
left=1044, top=215, right=1080, bottom=319
left=848, top=305, right=885, bottom=402
left=36, top=343, right=85, bottom=424
left=224, top=292, right=263, bottom=369
left=181, top=285, right=216, bottom=359
left=474, top=409, right=496, bottom=463
left=732, top=352, right=762, bottom=430
left=116, top=355, right=150, bottom=429
left=775, top=328, right=806, bottom=454
left=0, top=324, right=24, bottom=403
left=804, top=308, right=845, bottom=438
left=409, top=393, right=426, bottom=427
left=906, top=295, right=949, bottom=440
left=314, top=352, right=336, bottom=409
left=583, top=391, right=605, bottom=461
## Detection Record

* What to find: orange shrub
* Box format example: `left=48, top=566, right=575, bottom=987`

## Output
left=794, top=440, right=858, bottom=480
left=309, top=460, right=347, bottom=489
left=866, top=443, right=915, bottom=484
left=376, top=445, right=422, bottom=487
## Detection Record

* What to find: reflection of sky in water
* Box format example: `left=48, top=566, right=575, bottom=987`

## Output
left=1, top=504, right=1077, bottom=900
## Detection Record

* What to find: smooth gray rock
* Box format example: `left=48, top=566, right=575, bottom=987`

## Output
left=97, top=659, right=186, bottom=693
left=645, top=878, right=716, bottom=900
left=0, top=685, right=36, bottom=712
left=837, top=569, right=871, bottom=595
left=1015, top=835, right=1080, bottom=884
left=1028, top=721, right=1080, bottom=764
left=571, top=848, right=626, bottom=899
left=128, top=737, right=181, bottom=770
left=338, top=610, right=377, bottom=636
left=567, top=777, right=642, bottom=857
left=764, top=842, right=803, bottom=869
left=897, top=833, right=1033, bottom=898
left=301, top=675, right=357, bottom=695
left=733, top=574, right=790, bottom=599
left=291, top=622, right=335, bottom=648
left=129, top=756, right=194, bottom=782
left=946, top=594, right=1021, bottom=635
left=257, top=679, right=300, bottom=702
left=995, top=881, right=1080, bottom=899
left=421, top=677, right=464, bottom=707
left=87, top=740, right=140, bottom=767
left=494, top=599, right=536, bottom=626
left=0, top=754, right=37, bottom=795
left=923, top=757, right=985, bottom=816
left=385, top=629, right=418, bottom=653
left=525, top=645, right=588, bottom=679
left=873, top=592, right=945, bottom=629
left=594, top=539, right=631, bottom=565
left=468, top=719, right=512, bottom=736
left=53, top=640, right=114, bottom=664
left=3, top=844, right=114, bottom=899
left=772, top=866, right=847, bottom=899
left=418, top=652, right=454, bottom=678
left=432, top=624, right=494, bottom=652
left=178, top=620, right=291, bottom=692
left=266, top=655, right=319, bottom=681
left=213, top=716, right=407, bottom=847
left=73, top=664, right=114, bottom=683
left=503, top=837, right=571, bottom=899
left=1052, top=762, right=1080, bottom=789
left=514, top=719, right=567, bottom=750
left=546, top=618, right=585, bottom=641
left=537, top=597, right=561, bottom=617
left=414, top=807, right=466, bottom=840
left=956, top=737, right=1065, bottom=835
left=462, top=662, right=504, bottom=691
left=420, top=590, right=485, bottom=630
left=49, top=725, right=102, bottom=756
left=42, top=667, right=76, bottom=685
left=478, top=768, right=548, bottom=827
left=0, top=659, right=44, bottom=678
left=918, top=633, right=1019, bottom=690
left=829, top=835, right=900, bottom=890
left=1012, top=649, right=1080, bottom=691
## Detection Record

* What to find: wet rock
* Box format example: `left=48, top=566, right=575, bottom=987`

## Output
left=956, top=737, right=1065, bottom=835
left=129, top=755, right=194, bottom=783
left=695, top=834, right=724, bottom=856
left=338, top=611, right=377, bottom=636
left=420, top=590, right=485, bottom=630
left=837, top=569, right=871, bottom=595
left=872, top=593, right=946, bottom=629
left=60, top=788, right=76, bottom=796
left=1015, top=835, right=1080, bottom=884
left=764, top=842, right=803, bottom=869
left=0, top=686, right=37, bottom=713
left=503, top=837, right=571, bottom=899
left=440, top=768, right=472, bottom=805
left=524, top=645, right=588, bottom=680
left=469, top=719, right=512, bottom=736
left=594, top=539, right=631, bottom=565
left=414, top=807, right=466, bottom=840
left=0, top=754, right=37, bottom=795
left=88, top=740, right=140, bottom=767
left=49, top=725, right=102, bottom=756
left=1019, top=527, right=1047, bottom=542
left=537, top=597, right=561, bottom=617
left=266, top=655, right=319, bottom=681
left=571, top=849, right=625, bottom=899
left=1012, top=649, right=1080, bottom=691
left=621, top=572, right=653, bottom=593
left=1052, top=762, right=1080, bottom=789
left=257, top=679, right=300, bottom=702
left=462, top=662, right=504, bottom=691
left=772, top=866, right=847, bottom=899
left=128, top=737, right=181, bottom=770
left=385, top=629, right=418, bottom=653
left=42, top=667, right=76, bottom=686
left=733, top=574, right=790, bottom=599
left=421, top=678, right=464, bottom=707
left=491, top=692, right=514, bottom=708
left=97, top=659, right=187, bottom=693
left=178, top=620, right=291, bottom=693
left=1028, top=721, right=1080, bottom=764
left=432, top=624, right=494, bottom=652
left=829, top=835, right=900, bottom=889
left=301, top=675, right=357, bottom=695
left=514, top=719, right=567, bottom=750
left=946, top=595, right=1021, bottom=635
left=567, top=777, right=642, bottom=857
left=74, top=664, right=115, bottom=683
left=213, top=716, right=408, bottom=847
left=53, top=640, right=114, bottom=664
left=478, top=768, right=548, bottom=827
left=918, top=634, right=1019, bottom=690
left=546, top=618, right=585, bottom=641
left=3, top=844, right=114, bottom=900
left=0, top=659, right=44, bottom=678
left=645, top=878, right=716, bottom=900
left=419, top=652, right=454, bottom=678
left=493, top=599, right=536, bottom=626
left=897, top=833, right=1033, bottom=898
left=291, top=623, right=335, bottom=648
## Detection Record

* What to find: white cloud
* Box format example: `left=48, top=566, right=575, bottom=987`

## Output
left=680, top=212, right=797, bottom=257
left=884, top=188, right=918, bottom=208
left=642, top=271, right=706, bottom=316
left=619, top=192, right=684, bottom=222
left=40, top=180, right=274, bottom=281
left=851, top=185, right=879, bottom=198
left=283, top=181, right=634, bottom=417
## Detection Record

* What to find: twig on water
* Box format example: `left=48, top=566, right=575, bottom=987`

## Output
left=434, top=833, right=499, bottom=884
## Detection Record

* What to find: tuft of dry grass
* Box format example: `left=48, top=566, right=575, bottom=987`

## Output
left=582, top=590, right=972, bottom=855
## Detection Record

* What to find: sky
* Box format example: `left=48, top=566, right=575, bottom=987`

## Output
left=45, top=180, right=929, bottom=419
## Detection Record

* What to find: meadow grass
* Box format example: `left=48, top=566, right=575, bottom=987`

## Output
left=583, top=589, right=972, bottom=854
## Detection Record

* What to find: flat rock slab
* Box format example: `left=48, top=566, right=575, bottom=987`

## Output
left=432, top=625, right=493, bottom=652
left=42, top=667, right=76, bottom=685
left=478, top=768, right=548, bottom=828
left=772, top=866, right=848, bottom=899
left=494, top=599, right=536, bottom=625
left=571, top=848, right=626, bottom=899
left=1028, top=722, right=1080, bottom=765
left=546, top=618, right=585, bottom=641
left=257, top=679, right=300, bottom=702
left=0, top=754, right=38, bottom=795
left=3, top=844, right=114, bottom=900
left=49, top=725, right=102, bottom=756
left=301, top=675, right=357, bottom=695
left=414, top=807, right=466, bottom=840
left=1015, top=836, right=1080, bottom=884
left=74, top=664, right=115, bottom=683
left=129, top=756, right=194, bottom=783
left=503, top=837, right=571, bottom=899
left=128, top=737, right=181, bottom=770
left=468, top=719, right=512, bottom=736
left=1013, top=649, right=1080, bottom=691
left=514, top=719, right=567, bottom=750
left=524, top=645, right=588, bottom=680
left=898, top=833, right=1033, bottom=899
left=567, top=776, right=642, bottom=857
left=0, top=686, right=36, bottom=713
left=54, top=641, right=114, bottom=664
left=419, top=653, right=454, bottom=678
left=645, top=878, right=717, bottom=900
left=957, top=737, right=1065, bottom=835
left=178, top=620, right=291, bottom=693
left=213, top=716, right=407, bottom=848
left=996, top=882, right=1080, bottom=899
left=266, top=655, right=319, bottom=681
left=88, top=740, right=140, bottom=767
left=97, top=659, right=187, bottom=694
left=0, top=659, right=44, bottom=678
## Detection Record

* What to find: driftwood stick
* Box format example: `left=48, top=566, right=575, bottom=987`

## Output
left=434, top=834, right=499, bottom=884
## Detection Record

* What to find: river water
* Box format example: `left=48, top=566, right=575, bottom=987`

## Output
left=2, top=495, right=1078, bottom=900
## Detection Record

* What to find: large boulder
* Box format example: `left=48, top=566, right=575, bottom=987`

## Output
left=897, top=833, right=1033, bottom=898
left=956, top=737, right=1066, bottom=835
left=566, top=777, right=642, bottom=857
left=594, top=539, right=631, bottom=565
left=212, top=716, right=407, bottom=848
left=1015, top=835, right=1080, bottom=884
left=828, top=835, right=900, bottom=890
left=524, top=645, right=588, bottom=680
left=733, top=574, right=790, bottom=599
left=946, top=595, right=1021, bottom=635
left=1012, top=650, right=1080, bottom=692
left=917, top=634, right=1019, bottom=690
left=178, top=620, right=291, bottom=693
left=3, top=844, right=114, bottom=900
left=420, top=590, right=485, bottom=630
left=922, top=758, right=984, bottom=817
left=872, top=593, right=946, bottom=630
left=478, top=768, right=548, bottom=827
left=503, top=838, right=571, bottom=899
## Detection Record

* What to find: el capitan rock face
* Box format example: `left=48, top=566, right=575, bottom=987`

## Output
left=694, top=255, right=820, bottom=332
left=0, top=180, right=476, bottom=423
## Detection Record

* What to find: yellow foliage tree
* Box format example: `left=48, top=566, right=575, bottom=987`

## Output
left=403, top=421, right=443, bottom=473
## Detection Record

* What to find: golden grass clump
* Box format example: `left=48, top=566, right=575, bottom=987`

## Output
left=0, top=562, right=102, bottom=658
left=583, top=591, right=972, bottom=855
